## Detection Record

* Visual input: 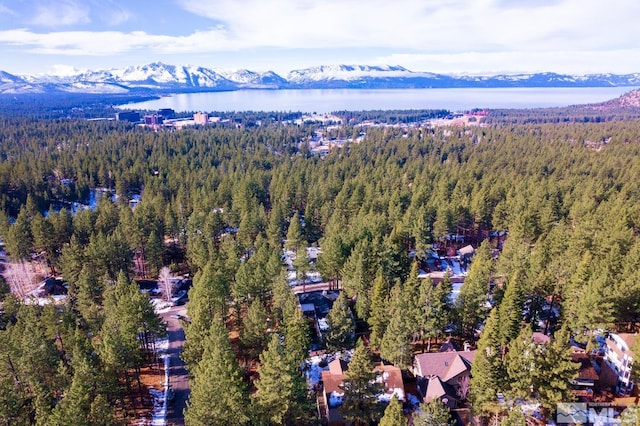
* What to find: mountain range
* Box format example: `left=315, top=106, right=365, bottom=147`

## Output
left=2, top=62, right=640, bottom=94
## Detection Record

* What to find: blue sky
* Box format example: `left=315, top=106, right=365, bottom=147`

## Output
left=0, top=0, right=639, bottom=76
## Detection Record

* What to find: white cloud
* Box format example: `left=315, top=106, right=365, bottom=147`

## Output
left=1, top=0, right=639, bottom=75
left=47, top=64, right=86, bottom=76
left=175, top=0, right=640, bottom=52
left=30, top=0, right=91, bottom=27
left=90, top=0, right=132, bottom=26
left=0, top=27, right=239, bottom=56
left=373, top=49, right=640, bottom=75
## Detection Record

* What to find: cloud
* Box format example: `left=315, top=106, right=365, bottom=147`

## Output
left=30, top=0, right=91, bottom=27
left=374, top=49, right=640, bottom=75
left=90, top=0, right=132, bottom=26
left=0, top=27, right=239, bottom=56
left=175, top=0, right=640, bottom=52
left=47, top=64, right=85, bottom=76
left=1, top=0, right=639, bottom=75
left=0, top=4, right=18, bottom=16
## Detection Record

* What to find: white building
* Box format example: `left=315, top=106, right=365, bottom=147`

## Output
left=603, top=333, right=637, bottom=394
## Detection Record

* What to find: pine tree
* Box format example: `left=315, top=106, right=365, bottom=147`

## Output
left=5, top=207, right=33, bottom=260
left=430, top=272, right=453, bottom=345
left=379, top=395, right=407, bottom=426
left=241, top=298, right=269, bottom=357
left=49, top=355, right=94, bottom=426
left=497, top=270, right=524, bottom=347
left=340, top=340, right=384, bottom=425
left=404, top=260, right=423, bottom=343
left=145, top=229, right=164, bottom=277
left=284, top=306, right=311, bottom=366
left=534, top=328, right=578, bottom=412
left=342, top=240, right=376, bottom=321
left=413, top=399, right=454, bottom=426
left=185, top=319, right=250, bottom=425
left=469, top=308, right=506, bottom=416
left=285, top=211, right=304, bottom=252
left=456, top=239, right=493, bottom=337
left=325, top=292, right=355, bottom=351
left=254, top=334, right=297, bottom=425
left=504, top=326, right=538, bottom=400
left=317, top=214, right=348, bottom=289
left=380, top=285, right=413, bottom=368
left=183, top=258, right=232, bottom=365
left=368, top=272, right=389, bottom=351
left=563, top=251, right=614, bottom=342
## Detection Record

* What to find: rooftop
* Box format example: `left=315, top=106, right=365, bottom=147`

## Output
left=413, top=351, right=476, bottom=382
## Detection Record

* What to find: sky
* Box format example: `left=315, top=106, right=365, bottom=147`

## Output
left=0, top=0, right=639, bottom=77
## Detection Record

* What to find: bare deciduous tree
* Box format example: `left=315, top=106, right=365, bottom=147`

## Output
left=158, top=266, right=175, bottom=301
left=457, top=375, right=471, bottom=400
left=4, top=260, right=40, bottom=300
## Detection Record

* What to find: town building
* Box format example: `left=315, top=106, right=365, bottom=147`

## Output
left=115, top=111, right=140, bottom=122
left=144, top=114, right=163, bottom=126
left=194, top=112, right=209, bottom=125
left=158, top=108, right=175, bottom=119
left=602, top=333, right=636, bottom=394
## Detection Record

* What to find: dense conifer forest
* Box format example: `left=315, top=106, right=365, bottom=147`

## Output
left=2, top=109, right=640, bottom=424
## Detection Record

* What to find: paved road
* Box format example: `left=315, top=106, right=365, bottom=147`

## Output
left=160, top=305, right=189, bottom=426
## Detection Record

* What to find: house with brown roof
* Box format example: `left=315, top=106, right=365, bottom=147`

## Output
left=412, top=351, right=475, bottom=407
left=320, top=358, right=405, bottom=424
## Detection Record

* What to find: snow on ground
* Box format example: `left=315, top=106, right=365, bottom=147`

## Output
left=329, top=392, right=344, bottom=407
left=439, top=257, right=466, bottom=276
left=304, top=350, right=354, bottom=390
left=151, top=298, right=173, bottom=314
left=24, top=295, right=67, bottom=306
left=450, top=282, right=463, bottom=303
left=136, top=340, right=171, bottom=425
left=305, top=355, right=329, bottom=388
left=151, top=355, right=171, bottom=425
left=317, top=318, right=329, bottom=331
left=155, top=337, right=169, bottom=354
left=377, top=387, right=405, bottom=403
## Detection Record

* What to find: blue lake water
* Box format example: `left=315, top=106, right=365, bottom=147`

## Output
left=120, top=87, right=637, bottom=113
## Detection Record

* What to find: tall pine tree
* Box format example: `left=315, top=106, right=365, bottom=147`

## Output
left=185, top=319, right=250, bottom=425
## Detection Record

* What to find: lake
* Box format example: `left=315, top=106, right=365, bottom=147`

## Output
left=120, top=87, right=637, bottom=114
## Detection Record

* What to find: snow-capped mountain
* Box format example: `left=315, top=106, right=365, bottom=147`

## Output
left=214, top=69, right=289, bottom=87
left=286, top=64, right=447, bottom=88
left=63, top=62, right=237, bottom=91
left=0, top=70, right=45, bottom=94
left=2, top=62, right=640, bottom=94
left=287, top=64, right=414, bottom=83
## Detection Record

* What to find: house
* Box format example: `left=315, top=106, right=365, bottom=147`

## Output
left=412, top=351, right=476, bottom=406
left=571, top=352, right=599, bottom=400
left=602, top=333, right=637, bottom=394
left=320, top=358, right=405, bottom=424
left=457, top=245, right=475, bottom=265
left=421, top=376, right=459, bottom=408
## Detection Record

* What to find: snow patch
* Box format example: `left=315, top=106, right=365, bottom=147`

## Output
left=329, top=391, right=344, bottom=407
left=378, top=387, right=405, bottom=403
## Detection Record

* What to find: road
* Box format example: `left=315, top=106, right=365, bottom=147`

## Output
left=159, top=305, right=189, bottom=426
left=291, top=281, right=341, bottom=294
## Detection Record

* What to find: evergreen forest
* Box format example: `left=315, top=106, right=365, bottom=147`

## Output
left=2, top=109, right=640, bottom=424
